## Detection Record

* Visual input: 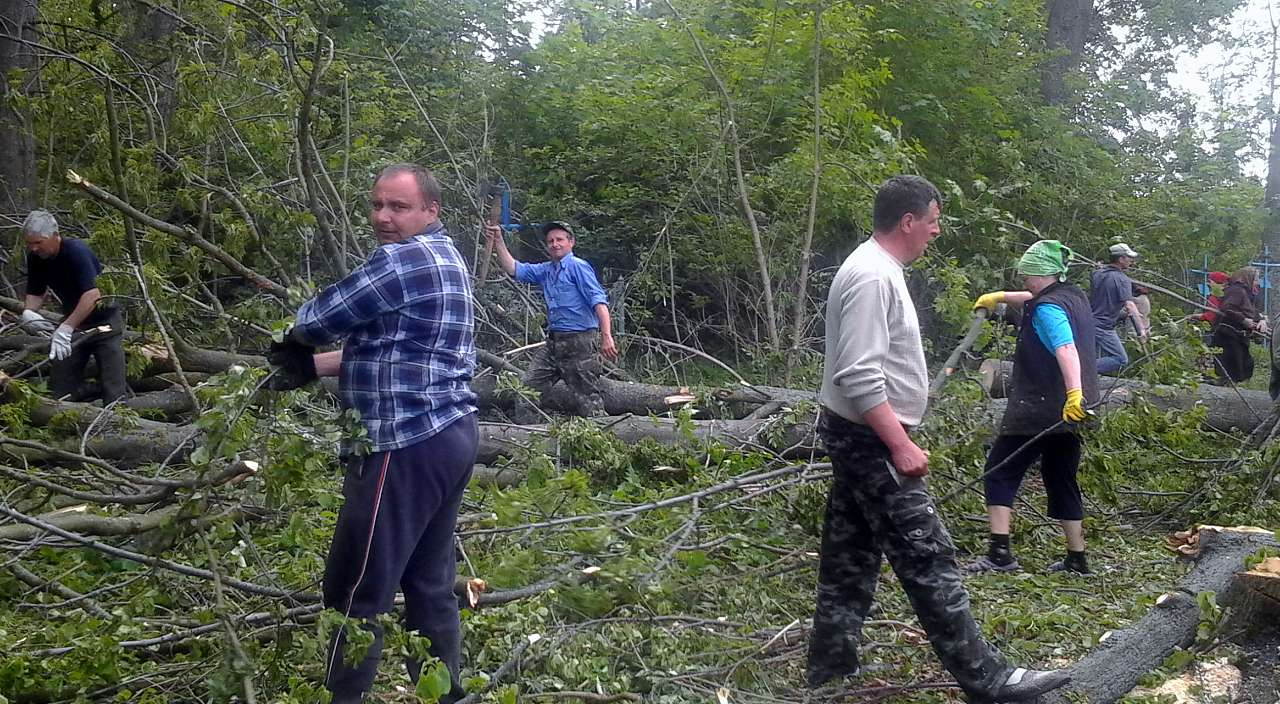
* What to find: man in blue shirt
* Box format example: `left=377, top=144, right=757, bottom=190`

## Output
left=970, top=240, right=1099, bottom=576
left=19, top=209, right=127, bottom=404
left=1089, top=243, right=1148, bottom=374
left=268, top=164, right=478, bottom=704
left=485, top=220, right=618, bottom=417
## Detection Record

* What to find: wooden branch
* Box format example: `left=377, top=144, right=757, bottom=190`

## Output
left=0, top=501, right=312, bottom=600
left=297, top=32, right=347, bottom=278
left=930, top=308, right=989, bottom=396
left=529, top=693, right=641, bottom=703
left=788, top=3, right=822, bottom=364
left=980, top=359, right=1272, bottom=432
left=0, top=503, right=185, bottom=540
left=64, top=170, right=288, bottom=298
left=9, top=563, right=112, bottom=619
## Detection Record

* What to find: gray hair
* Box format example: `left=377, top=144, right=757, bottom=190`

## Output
left=22, top=209, right=59, bottom=239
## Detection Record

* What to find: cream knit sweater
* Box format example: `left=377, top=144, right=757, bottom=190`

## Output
left=819, top=237, right=928, bottom=428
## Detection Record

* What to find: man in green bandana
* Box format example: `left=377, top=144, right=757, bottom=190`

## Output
left=968, top=240, right=1099, bottom=575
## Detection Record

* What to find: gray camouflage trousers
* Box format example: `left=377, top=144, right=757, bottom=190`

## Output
left=808, top=410, right=1010, bottom=696
left=522, top=330, right=606, bottom=417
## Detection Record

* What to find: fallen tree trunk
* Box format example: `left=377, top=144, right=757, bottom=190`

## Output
left=470, top=375, right=814, bottom=418
left=475, top=414, right=818, bottom=465
left=11, top=386, right=819, bottom=471
left=979, top=360, right=1273, bottom=432
left=1042, top=526, right=1280, bottom=704
left=0, top=504, right=186, bottom=540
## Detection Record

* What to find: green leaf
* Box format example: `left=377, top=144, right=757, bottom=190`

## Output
left=415, top=661, right=453, bottom=702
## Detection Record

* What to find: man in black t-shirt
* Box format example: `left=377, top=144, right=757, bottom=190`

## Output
left=20, top=210, right=127, bottom=404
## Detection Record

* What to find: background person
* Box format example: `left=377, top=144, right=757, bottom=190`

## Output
left=1212, top=266, right=1267, bottom=384
left=485, top=220, right=618, bottom=418
left=1089, top=243, right=1147, bottom=374
left=19, top=209, right=127, bottom=404
left=968, top=240, right=1099, bottom=576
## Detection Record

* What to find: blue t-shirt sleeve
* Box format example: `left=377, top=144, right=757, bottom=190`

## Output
left=1032, top=303, right=1075, bottom=351
left=572, top=260, right=608, bottom=307
left=515, top=261, right=549, bottom=284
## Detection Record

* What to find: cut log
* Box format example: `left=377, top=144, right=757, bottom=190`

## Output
left=1226, top=555, right=1280, bottom=637
left=1041, top=526, right=1279, bottom=704
left=978, top=359, right=1273, bottom=432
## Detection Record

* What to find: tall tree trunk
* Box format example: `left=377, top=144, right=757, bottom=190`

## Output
left=1265, top=10, right=1280, bottom=259
left=1267, top=116, right=1280, bottom=256
left=663, top=0, right=780, bottom=351
left=1041, top=0, right=1093, bottom=107
left=126, top=0, right=179, bottom=147
left=787, top=3, right=822, bottom=380
left=0, top=0, right=39, bottom=287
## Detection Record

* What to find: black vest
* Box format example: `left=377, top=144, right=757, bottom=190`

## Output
left=1001, top=282, right=1099, bottom=436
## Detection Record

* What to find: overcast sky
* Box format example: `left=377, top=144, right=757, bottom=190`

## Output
left=1171, top=0, right=1273, bottom=177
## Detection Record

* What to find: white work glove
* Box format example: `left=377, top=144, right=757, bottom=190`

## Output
left=49, top=324, right=74, bottom=360
left=20, top=310, right=56, bottom=335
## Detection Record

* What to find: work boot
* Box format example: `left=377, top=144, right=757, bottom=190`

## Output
left=983, top=667, right=1071, bottom=701
left=329, top=692, right=364, bottom=704
left=805, top=662, right=859, bottom=689
left=1048, top=550, right=1092, bottom=575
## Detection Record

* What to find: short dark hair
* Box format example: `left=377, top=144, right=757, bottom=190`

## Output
left=872, top=175, right=942, bottom=233
left=376, top=163, right=442, bottom=208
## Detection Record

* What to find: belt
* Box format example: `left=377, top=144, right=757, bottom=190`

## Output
left=547, top=329, right=596, bottom=339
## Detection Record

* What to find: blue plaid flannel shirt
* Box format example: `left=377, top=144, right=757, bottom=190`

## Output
left=294, top=221, right=477, bottom=452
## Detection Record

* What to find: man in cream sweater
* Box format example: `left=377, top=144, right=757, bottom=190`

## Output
left=806, top=175, right=1069, bottom=701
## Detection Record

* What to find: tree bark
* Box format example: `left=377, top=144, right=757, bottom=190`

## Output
left=979, top=359, right=1273, bottom=432
left=0, top=0, right=38, bottom=252
left=1041, top=527, right=1279, bottom=704
left=1266, top=94, right=1280, bottom=257
left=1041, top=0, right=1093, bottom=107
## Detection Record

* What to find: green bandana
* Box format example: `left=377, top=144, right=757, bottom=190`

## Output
left=1017, top=240, right=1072, bottom=282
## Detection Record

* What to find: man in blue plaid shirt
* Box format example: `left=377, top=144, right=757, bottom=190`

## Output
left=269, top=164, right=478, bottom=703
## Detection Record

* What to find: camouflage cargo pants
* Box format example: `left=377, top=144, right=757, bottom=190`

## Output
left=522, top=330, right=606, bottom=418
left=807, top=410, right=1010, bottom=697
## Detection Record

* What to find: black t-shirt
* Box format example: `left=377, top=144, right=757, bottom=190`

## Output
left=26, top=237, right=104, bottom=318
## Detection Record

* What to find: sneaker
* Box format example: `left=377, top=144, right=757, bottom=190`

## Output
left=1048, top=558, right=1093, bottom=575
left=963, top=555, right=1022, bottom=574
left=987, top=667, right=1071, bottom=701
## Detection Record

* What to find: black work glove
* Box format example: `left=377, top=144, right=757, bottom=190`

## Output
left=265, top=328, right=317, bottom=391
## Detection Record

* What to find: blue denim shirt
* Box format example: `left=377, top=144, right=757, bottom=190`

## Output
left=294, top=221, right=477, bottom=451
left=515, top=253, right=609, bottom=332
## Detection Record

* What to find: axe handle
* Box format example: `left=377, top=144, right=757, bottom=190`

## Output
left=476, top=195, right=502, bottom=288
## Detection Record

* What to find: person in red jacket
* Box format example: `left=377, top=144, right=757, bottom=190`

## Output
left=1198, top=271, right=1228, bottom=325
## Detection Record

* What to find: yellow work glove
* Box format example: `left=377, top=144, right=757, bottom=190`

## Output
left=973, top=291, right=1005, bottom=311
left=1062, top=388, right=1086, bottom=423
